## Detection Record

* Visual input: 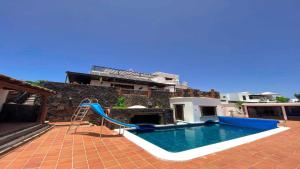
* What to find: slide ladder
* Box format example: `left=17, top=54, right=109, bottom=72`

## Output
left=67, top=98, right=140, bottom=137
left=67, top=98, right=93, bottom=133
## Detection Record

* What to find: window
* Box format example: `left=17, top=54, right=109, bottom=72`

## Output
left=201, top=106, right=217, bottom=116
left=165, top=77, right=173, bottom=81
left=249, top=95, right=262, bottom=99
left=242, top=95, right=247, bottom=100
left=111, top=83, right=134, bottom=89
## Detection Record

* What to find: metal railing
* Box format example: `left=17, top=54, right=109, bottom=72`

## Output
left=91, top=66, right=154, bottom=78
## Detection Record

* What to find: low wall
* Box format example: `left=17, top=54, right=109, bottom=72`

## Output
left=106, top=108, right=174, bottom=129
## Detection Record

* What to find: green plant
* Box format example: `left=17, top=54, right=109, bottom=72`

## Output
left=295, top=93, right=300, bottom=101
left=26, top=80, right=46, bottom=87
left=114, top=96, right=126, bottom=108
left=276, top=96, right=290, bottom=103
left=235, top=101, right=245, bottom=108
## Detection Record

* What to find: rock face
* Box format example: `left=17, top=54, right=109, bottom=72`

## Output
left=42, top=82, right=119, bottom=122
left=41, top=82, right=219, bottom=122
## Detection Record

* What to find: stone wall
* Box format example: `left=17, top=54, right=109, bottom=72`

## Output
left=42, top=82, right=118, bottom=121
left=105, top=108, right=174, bottom=129
left=42, top=82, right=172, bottom=121
left=42, top=82, right=219, bottom=122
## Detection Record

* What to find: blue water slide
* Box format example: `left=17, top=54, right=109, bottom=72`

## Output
left=82, top=103, right=139, bottom=129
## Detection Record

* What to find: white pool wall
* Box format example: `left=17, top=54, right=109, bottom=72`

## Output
left=118, top=126, right=289, bottom=161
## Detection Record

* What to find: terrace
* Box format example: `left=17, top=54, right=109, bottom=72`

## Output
left=0, top=75, right=298, bottom=169
left=0, top=121, right=300, bottom=169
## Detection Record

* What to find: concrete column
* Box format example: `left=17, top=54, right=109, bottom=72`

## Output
left=0, top=89, right=9, bottom=112
left=281, top=106, right=288, bottom=121
left=244, top=106, right=249, bottom=118
left=39, top=95, right=48, bottom=123
left=170, top=104, right=177, bottom=123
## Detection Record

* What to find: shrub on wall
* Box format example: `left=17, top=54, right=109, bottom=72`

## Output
left=294, top=93, right=300, bottom=101
left=113, top=96, right=126, bottom=109
left=26, top=80, right=47, bottom=87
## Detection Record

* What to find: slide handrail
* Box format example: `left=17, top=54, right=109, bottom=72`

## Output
left=82, top=103, right=139, bottom=129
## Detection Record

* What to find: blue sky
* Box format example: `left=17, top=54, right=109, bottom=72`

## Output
left=0, top=0, right=299, bottom=97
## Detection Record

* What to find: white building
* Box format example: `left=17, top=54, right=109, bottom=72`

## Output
left=152, top=72, right=188, bottom=90
left=170, top=97, right=221, bottom=123
left=220, top=92, right=280, bottom=103
left=290, top=98, right=299, bottom=103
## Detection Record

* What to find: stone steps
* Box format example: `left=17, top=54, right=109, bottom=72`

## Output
left=0, top=124, right=53, bottom=155
left=23, top=94, right=37, bottom=105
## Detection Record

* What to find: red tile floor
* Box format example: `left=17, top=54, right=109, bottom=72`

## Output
left=1, top=121, right=300, bottom=169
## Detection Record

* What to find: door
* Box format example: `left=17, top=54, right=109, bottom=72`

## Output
left=174, top=104, right=184, bottom=121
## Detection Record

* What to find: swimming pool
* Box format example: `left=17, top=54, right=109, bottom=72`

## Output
left=129, top=123, right=266, bottom=152
left=120, top=117, right=289, bottom=161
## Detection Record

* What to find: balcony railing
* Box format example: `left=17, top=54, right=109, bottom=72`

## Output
left=115, top=88, right=219, bottom=98
left=120, top=89, right=149, bottom=96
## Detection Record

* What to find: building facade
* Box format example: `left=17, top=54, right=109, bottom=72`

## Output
left=220, top=92, right=280, bottom=103
left=169, top=97, right=221, bottom=123
left=67, top=66, right=189, bottom=92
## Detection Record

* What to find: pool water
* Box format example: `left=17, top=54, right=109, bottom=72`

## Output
left=129, top=123, right=266, bottom=152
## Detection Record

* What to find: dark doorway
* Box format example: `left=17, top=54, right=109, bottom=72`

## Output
left=0, top=104, right=40, bottom=122
left=285, top=106, right=300, bottom=121
left=130, top=115, right=161, bottom=124
left=247, top=106, right=284, bottom=120
left=201, top=106, right=217, bottom=116
left=174, top=104, right=184, bottom=120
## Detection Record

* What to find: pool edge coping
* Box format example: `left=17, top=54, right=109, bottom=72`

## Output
left=116, top=126, right=289, bottom=161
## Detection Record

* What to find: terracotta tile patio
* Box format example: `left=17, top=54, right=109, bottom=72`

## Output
left=1, top=121, right=300, bottom=169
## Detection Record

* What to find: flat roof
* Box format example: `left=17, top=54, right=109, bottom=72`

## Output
left=243, top=102, right=300, bottom=106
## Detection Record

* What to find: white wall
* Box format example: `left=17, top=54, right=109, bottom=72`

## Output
left=221, top=92, right=273, bottom=103
left=0, top=89, right=9, bottom=112
left=193, top=98, right=221, bottom=122
left=152, top=72, right=180, bottom=85
left=170, top=99, right=194, bottom=122
left=170, top=97, right=221, bottom=123
left=218, top=103, right=245, bottom=117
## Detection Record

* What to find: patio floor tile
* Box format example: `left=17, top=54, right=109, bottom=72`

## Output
left=1, top=121, right=300, bottom=169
